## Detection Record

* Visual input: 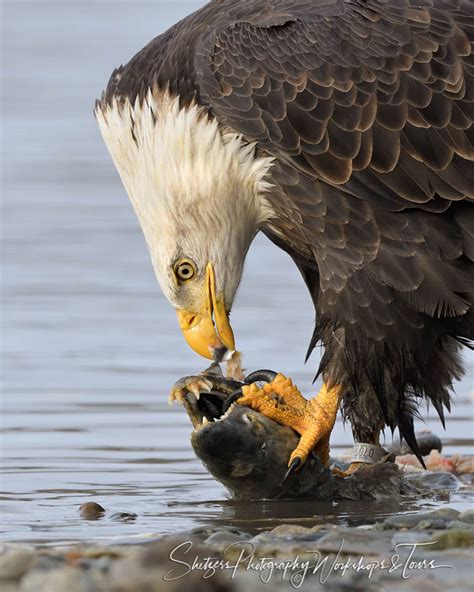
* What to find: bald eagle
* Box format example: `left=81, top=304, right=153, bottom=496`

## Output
left=96, top=0, right=474, bottom=473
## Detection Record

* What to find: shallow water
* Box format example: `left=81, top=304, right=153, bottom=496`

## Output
left=1, top=1, right=473, bottom=545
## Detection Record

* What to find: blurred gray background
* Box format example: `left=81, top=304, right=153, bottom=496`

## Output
left=1, top=0, right=472, bottom=544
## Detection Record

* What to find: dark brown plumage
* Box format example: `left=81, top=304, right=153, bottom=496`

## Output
left=101, top=0, right=474, bottom=461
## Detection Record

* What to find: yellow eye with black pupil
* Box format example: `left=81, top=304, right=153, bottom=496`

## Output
left=175, top=261, right=196, bottom=282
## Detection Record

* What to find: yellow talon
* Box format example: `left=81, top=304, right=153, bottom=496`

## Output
left=237, top=374, right=342, bottom=469
left=332, top=463, right=365, bottom=477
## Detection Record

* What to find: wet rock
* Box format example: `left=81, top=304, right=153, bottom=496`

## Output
left=30, top=553, right=65, bottom=572
left=88, top=555, right=113, bottom=574
left=110, top=512, right=137, bottom=522
left=428, top=529, right=474, bottom=550
left=19, top=567, right=103, bottom=592
left=108, top=541, right=234, bottom=592
left=79, top=502, right=105, bottom=521
left=334, top=462, right=410, bottom=501
left=448, top=520, right=474, bottom=530
left=404, top=471, right=460, bottom=490
left=268, top=524, right=318, bottom=538
left=427, top=508, right=461, bottom=519
left=248, top=525, right=394, bottom=560
left=0, top=545, right=34, bottom=580
left=415, top=519, right=452, bottom=530
left=0, top=582, right=19, bottom=592
left=458, top=509, right=474, bottom=524
left=391, top=531, right=435, bottom=545
left=382, top=508, right=460, bottom=530
left=459, top=473, right=473, bottom=485
left=250, top=524, right=325, bottom=546
left=185, top=526, right=250, bottom=546
left=205, top=527, right=252, bottom=547
left=315, top=527, right=394, bottom=556
left=139, top=538, right=185, bottom=569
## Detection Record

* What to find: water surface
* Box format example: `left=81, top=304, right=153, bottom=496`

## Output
left=1, top=1, right=473, bottom=544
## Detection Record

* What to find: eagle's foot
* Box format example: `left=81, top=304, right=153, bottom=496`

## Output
left=237, top=374, right=341, bottom=470
left=168, top=375, right=213, bottom=405
left=332, top=463, right=365, bottom=478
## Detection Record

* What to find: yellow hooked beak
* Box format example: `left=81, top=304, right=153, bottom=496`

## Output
left=175, top=263, right=235, bottom=359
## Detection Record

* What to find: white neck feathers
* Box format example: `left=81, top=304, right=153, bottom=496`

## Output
left=95, top=88, right=275, bottom=306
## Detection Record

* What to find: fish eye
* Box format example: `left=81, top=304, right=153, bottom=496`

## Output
left=174, top=259, right=196, bottom=282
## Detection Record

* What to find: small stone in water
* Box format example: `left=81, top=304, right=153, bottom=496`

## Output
left=459, top=510, right=474, bottom=524
left=79, top=502, right=105, bottom=520
left=110, top=512, right=137, bottom=522
left=382, top=508, right=460, bottom=530
left=405, top=471, right=461, bottom=490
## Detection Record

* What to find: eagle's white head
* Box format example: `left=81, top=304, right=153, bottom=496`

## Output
left=95, top=88, right=275, bottom=358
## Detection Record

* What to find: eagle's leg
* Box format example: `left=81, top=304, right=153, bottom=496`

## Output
left=237, top=373, right=341, bottom=469
left=332, top=430, right=382, bottom=477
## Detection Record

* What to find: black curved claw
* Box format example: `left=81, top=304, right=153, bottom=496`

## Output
left=245, top=369, right=278, bottom=384
left=220, top=370, right=278, bottom=416
left=221, top=388, right=245, bottom=415
left=282, top=457, right=302, bottom=483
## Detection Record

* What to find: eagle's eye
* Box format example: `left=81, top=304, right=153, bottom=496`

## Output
left=174, top=259, right=196, bottom=282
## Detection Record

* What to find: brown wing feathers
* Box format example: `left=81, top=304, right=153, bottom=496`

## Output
left=194, top=0, right=474, bottom=454
left=199, top=2, right=473, bottom=202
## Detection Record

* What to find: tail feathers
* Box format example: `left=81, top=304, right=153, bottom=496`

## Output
left=397, top=393, right=426, bottom=469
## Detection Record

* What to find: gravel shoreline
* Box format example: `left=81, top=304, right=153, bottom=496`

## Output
left=2, top=458, right=473, bottom=592
left=1, top=508, right=473, bottom=591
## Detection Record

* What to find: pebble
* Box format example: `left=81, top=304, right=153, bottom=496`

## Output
left=249, top=524, right=326, bottom=546
left=19, top=567, right=102, bottom=592
left=405, top=471, right=460, bottom=490
left=110, top=512, right=137, bottom=522
left=0, top=582, right=20, bottom=592
left=459, top=474, right=473, bottom=485
left=458, top=509, right=474, bottom=524
left=109, top=542, right=233, bottom=592
left=0, top=545, right=34, bottom=580
left=428, top=529, right=474, bottom=550
left=204, top=529, right=252, bottom=546
left=448, top=520, right=474, bottom=530
left=263, top=524, right=317, bottom=539
left=415, top=518, right=452, bottom=530
left=382, top=508, right=460, bottom=530
left=78, top=503, right=105, bottom=521
left=391, top=531, right=434, bottom=545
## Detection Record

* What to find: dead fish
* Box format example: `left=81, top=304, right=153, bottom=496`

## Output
left=181, top=370, right=331, bottom=499
left=192, top=403, right=336, bottom=499
left=179, top=369, right=411, bottom=501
